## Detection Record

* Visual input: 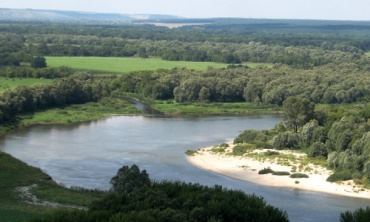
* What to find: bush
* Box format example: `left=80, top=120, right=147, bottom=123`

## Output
left=186, top=150, right=198, bottom=156
left=340, top=207, right=370, bottom=222
left=272, top=171, right=291, bottom=176
left=234, top=130, right=268, bottom=144
left=273, top=132, right=301, bottom=149
left=327, top=169, right=352, bottom=182
left=290, top=173, right=309, bottom=178
left=232, top=144, right=254, bottom=156
left=308, top=142, right=328, bottom=158
left=263, top=151, right=280, bottom=156
left=258, top=168, right=274, bottom=175
left=211, top=147, right=226, bottom=153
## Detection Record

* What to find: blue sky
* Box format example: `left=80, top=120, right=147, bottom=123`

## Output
left=1, top=0, right=370, bottom=20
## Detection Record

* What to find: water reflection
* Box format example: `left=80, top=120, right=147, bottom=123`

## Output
left=1, top=116, right=369, bottom=222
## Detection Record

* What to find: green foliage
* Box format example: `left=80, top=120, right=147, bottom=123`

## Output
left=308, top=142, right=328, bottom=158
left=234, top=130, right=269, bottom=145
left=0, top=77, right=52, bottom=93
left=20, top=98, right=140, bottom=127
left=283, top=97, right=315, bottom=132
left=232, top=144, right=255, bottom=156
left=35, top=165, right=289, bottom=222
left=327, top=170, right=353, bottom=182
left=110, top=165, right=151, bottom=193
left=273, top=132, right=301, bottom=150
left=272, top=171, right=291, bottom=176
left=290, top=173, right=309, bottom=179
left=340, top=207, right=370, bottom=222
left=185, top=150, right=198, bottom=156
left=31, top=56, right=47, bottom=68
left=0, top=152, right=104, bottom=222
left=258, top=168, right=274, bottom=175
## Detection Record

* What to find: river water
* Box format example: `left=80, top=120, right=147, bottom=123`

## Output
left=1, top=115, right=370, bottom=222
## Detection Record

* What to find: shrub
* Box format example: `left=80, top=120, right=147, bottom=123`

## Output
left=219, top=143, right=229, bottom=148
left=263, top=151, right=280, bottom=156
left=258, top=168, right=274, bottom=175
left=327, top=169, right=352, bottom=182
left=273, top=132, right=301, bottom=149
left=272, top=171, right=291, bottom=176
left=234, top=130, right=268, bottom=144
left=186, top=150, right=198, bottom=156
left=232, top=144, right=254, bottom=156
left=290, top=173, right=309, bottom=178
left=211, top=147, right=226, bottom=153
left=308, top=142, right=328, bottom=158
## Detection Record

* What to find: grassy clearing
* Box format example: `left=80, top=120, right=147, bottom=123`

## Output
left=152, top=101, right=281, bottom=116
left=20, top=98, right=141, bottom=127
left=0, top=77, right=52, bottom=93
left=366, top=52, right=370, bottom=57
left=0, top=152, right=105, bottom=222
left=46, top=56, right=228, bottom=74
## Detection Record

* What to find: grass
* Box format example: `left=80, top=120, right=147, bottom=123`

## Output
left=46, top=56, right=228, bottom=74
left=0, top=152, right=105, bottom=222
left=366, top=52, right=370, bottom=57
left=0, top=77, right=52, bottom=93
left=152, top=101, right=281, bottom=116
left=20, top=98, right=141, bottom=127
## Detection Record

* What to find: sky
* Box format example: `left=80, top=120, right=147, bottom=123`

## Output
left=1, top=0, right=370, bottom=21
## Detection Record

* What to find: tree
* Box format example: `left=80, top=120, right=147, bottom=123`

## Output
left=340, top=207, right=370, bottom=222
left=31, top=56, right=47, bottom=68
left=110, top=164, right=150, bottom=193
left=283, top=96, right=315, bottom=133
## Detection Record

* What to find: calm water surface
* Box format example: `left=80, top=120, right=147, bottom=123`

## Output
left=1, top=116, right=370, bottom=222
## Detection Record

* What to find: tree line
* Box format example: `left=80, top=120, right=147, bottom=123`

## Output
left=110, top=63, right=370, bottom=105
left=0, top=75, right=109, bottom=124
left=33, top=165, right=289, bottom=222
left=234, top=96, right=370, bottom=185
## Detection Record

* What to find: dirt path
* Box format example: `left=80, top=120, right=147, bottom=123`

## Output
left=16, top=184, right=87, bottom=210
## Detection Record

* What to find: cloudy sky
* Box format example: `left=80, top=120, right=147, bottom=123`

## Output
left=1, top=0, right=369, bottom=21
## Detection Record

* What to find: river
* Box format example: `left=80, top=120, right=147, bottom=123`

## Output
left=1, top=115, right=370, bottom=222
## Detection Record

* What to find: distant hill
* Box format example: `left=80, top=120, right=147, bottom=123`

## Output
left=0, top=8, right=180, bottom=24
left=1, top=8, right=370, bottom=29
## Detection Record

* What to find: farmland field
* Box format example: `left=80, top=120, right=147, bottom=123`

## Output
left=0, top=77, right=52, bottom=93
left=46, top=57, right=229, bottom=74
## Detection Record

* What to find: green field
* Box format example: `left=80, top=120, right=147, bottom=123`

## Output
left=46, top=56, right=229, bottom=74
left=0, top=78, right=52, bottom=93
left=366, top=52, right=370, bottom=57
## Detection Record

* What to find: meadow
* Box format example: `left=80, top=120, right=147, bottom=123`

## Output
left=46, top=56, right=229, bottom=74
left=0, top=77, right=52, bottom=93
left=152, top=101, right=281, bottom=116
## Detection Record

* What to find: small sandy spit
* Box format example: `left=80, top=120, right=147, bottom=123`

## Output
left=187, top=142, right=370, bottom=199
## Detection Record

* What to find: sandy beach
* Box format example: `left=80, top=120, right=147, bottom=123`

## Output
left=187, top=143, right=370, bottom=199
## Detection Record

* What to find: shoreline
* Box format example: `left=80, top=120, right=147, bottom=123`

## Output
left=187, top=143, right=370, bottom=199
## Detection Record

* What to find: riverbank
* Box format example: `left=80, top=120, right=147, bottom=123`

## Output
left=0, top=152, right=105, bottom=222
left=187, top=142, right=370, bottom=199
left=152, top=101, right=282, bottom=117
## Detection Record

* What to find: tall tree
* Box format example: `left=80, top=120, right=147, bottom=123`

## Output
left=283, top=96, right=315, bottom=133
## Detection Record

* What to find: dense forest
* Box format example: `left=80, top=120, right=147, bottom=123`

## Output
left=1, top=19, right=370, bottom=221
left=110, top=64, right=370, bottom=105
left=1, top=22, right=370, bottom=67
left=33, top=165, right=289, bottom=222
